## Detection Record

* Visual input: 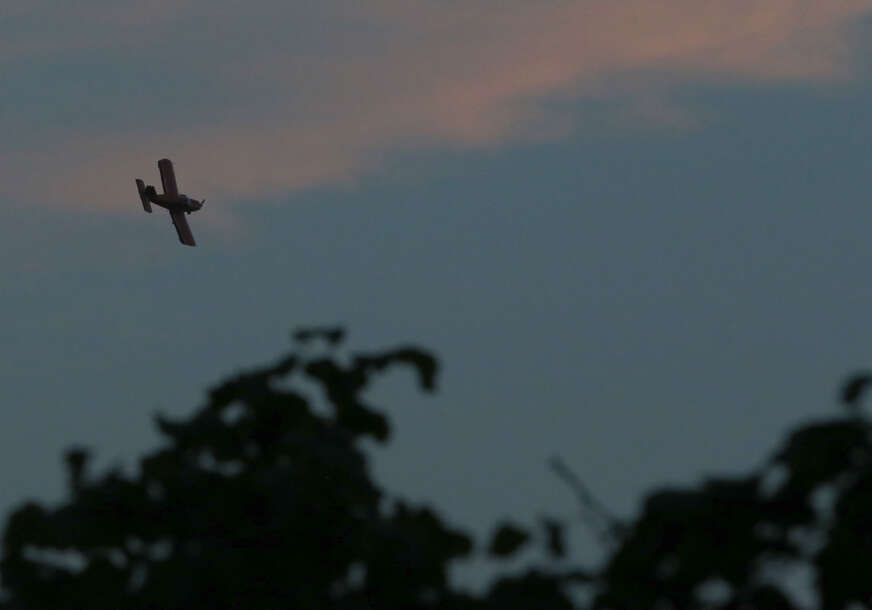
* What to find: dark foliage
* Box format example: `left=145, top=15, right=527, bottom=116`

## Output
left=4, top=331, right=872, bottom=608
left=540, top=518, right=566, bottom=559
left=488, top=523, right=531, bottom=558
left=0, top=329, right=576, bottom=609
left=588, top=395, right=872, bottom=609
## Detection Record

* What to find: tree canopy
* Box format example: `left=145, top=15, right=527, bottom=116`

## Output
left=0, top=329, right=579, bottom=609
left=2, top=329, right=871, bottom=608
left=587, top=372, right=872, bottom=610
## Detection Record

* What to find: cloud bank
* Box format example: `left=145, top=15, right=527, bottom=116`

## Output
left=2, top=1, right=870, bottom=210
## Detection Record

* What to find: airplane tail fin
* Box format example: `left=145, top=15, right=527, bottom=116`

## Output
left=136, top=179, right=152, bottom=213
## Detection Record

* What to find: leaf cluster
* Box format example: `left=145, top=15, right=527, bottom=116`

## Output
left=0, top=329, right=576, bottom=609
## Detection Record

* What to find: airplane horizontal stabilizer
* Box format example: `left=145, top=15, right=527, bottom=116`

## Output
left=135, top=179, right=152, bottom=213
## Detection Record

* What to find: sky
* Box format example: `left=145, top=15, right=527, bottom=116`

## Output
left=3, top=0, right=872, bottom=595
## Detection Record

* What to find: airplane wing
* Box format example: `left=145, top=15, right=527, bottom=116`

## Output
left=158, top=158, right=179, bottom=197
left=169, top=209, right=196, bottom=246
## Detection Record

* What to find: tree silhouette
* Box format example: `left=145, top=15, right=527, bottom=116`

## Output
left=0, top=329, right=579, bottom=609
left=3, top=329, right=872, bottom=608
left=583, top=375, right=872, bottom=610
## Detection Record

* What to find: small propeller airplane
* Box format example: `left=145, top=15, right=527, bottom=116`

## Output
left=136, top=158, right=204, bottom=246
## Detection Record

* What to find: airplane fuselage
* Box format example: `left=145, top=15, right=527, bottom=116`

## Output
left=145, top=190, right=203, bottom=214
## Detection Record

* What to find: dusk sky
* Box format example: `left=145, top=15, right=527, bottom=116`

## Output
left=4, top=0, right=872, bottom=593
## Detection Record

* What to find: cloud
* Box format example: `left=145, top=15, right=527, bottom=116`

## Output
left=1, top=1, right=870, bottom=210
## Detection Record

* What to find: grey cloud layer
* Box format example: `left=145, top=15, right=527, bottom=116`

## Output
left=2, top=1, right=870, bottom=209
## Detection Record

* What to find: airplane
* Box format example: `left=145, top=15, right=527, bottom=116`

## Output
left=136, top=158, right=205, bottom=246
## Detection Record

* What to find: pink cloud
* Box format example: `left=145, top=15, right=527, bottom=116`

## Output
left=1, top=0, right=870, bottom=212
